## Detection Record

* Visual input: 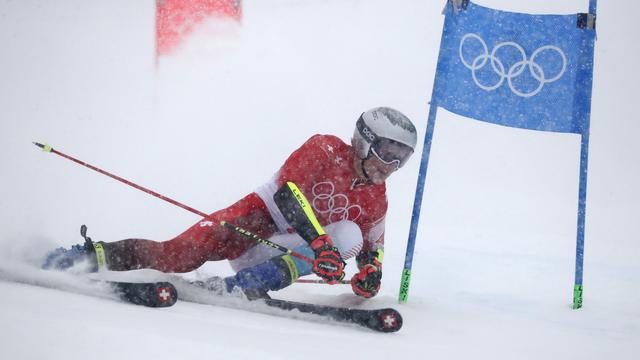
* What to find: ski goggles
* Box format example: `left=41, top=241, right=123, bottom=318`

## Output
left=369, top=138, right=414, bottom=170
left=356, top=115, right=414, bottom=169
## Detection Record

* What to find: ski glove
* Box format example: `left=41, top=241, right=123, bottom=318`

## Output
left=351, top=250, right=383, bottom=298
left=310, top=234, right=345, bottom=284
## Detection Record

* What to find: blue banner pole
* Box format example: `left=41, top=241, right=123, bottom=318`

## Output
left=399, top=101, right=438, bottom=303
left=572, top=0, right=597, bottom=309
left=573, top=132, right=589, bottom=309
left=399, top=1, right=459, bottom=303
left=589, top=0, right=597, bottom=15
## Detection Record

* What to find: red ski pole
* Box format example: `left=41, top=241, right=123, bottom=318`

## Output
left=33, top=142, right=313, bottom=264
left=296, top=278, right=350, bottom=285
left=34, top=142, right=208, bottom=218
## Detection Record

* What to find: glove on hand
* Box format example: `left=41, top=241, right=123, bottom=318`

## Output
left=309, top=234, right=345, bottom=284
left=350, top=250, right=382, bottom=298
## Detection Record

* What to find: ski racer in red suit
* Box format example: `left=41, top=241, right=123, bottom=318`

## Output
left=44, top=107, right=418, bottom=299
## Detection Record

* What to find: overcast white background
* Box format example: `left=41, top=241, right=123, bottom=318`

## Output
left=0, top=1, right=638, bottom=359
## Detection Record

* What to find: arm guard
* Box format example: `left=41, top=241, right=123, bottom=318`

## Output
left=273, top=181, right=325, bottom=244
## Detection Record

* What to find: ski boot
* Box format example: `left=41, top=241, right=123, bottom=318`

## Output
left=191, top=276, right=270, bottom=301
left=42, top=225, right=104, bottom=271
left=197, top=249, right=315, bottom=301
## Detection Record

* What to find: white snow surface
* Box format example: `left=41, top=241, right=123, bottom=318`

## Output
left=1, top=0, right=639, bottom=359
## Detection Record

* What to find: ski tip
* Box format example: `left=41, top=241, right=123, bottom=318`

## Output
left=112, top=281, right=178, bottom=308
left=375, top=308, right=403, bottom=333
left=152, top=282, right=178, bottom=308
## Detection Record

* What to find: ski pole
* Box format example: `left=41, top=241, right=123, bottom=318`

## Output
left=296, top=279, right=350, bottom=285
left=220, top=221, right=350, bottom=284
left=33, top=142, right=209, bottom=218
left=220, top=221, right=313, bottom=263
left=33, top=142, right=312, bottom=263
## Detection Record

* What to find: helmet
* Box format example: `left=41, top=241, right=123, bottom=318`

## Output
left=352, top=107, right=417, bottom=168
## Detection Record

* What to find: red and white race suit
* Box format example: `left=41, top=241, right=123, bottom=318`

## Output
left=103, top=134, right=387, bottom=273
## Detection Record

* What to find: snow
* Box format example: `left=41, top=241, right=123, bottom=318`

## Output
left=1, top=0, right=639, bottom=359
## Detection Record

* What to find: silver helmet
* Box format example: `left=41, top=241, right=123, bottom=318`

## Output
left=352, top=107, right=417, bottom=168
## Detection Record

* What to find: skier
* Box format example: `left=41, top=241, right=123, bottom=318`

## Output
left=44, top=107, right=418, bottom=300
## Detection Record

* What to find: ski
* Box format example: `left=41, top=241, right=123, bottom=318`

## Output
left=36, top=225, right=178, bottom=307
left=262, top=298, right=403, bottom=333
left=107, top=281, right=178, bottom=308
left=0, top=270, right=178, bottom=309
left=179, top=277, right=402, bottom=332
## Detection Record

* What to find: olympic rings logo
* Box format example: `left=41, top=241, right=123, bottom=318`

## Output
left=458, top=33, right=567, bottom=98
left=311, top=182, right=362, bottom=223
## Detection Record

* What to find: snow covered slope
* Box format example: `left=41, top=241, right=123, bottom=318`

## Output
left=1, top=0, right=638, bottom=359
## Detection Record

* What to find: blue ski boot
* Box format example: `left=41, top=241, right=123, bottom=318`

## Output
left=42, top=225, right=103, bottom=272
left=210, top=246, right=314, bottom=300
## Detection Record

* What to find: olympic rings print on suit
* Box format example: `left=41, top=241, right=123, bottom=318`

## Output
left=312, top=181, right=362, bottom=223
left=459, top=33, right=567, bottom=98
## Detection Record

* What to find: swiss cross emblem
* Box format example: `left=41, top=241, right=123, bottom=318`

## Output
left=381, top=313, right=397, bottom=329
left=157, top=287, right=172, bottom=302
